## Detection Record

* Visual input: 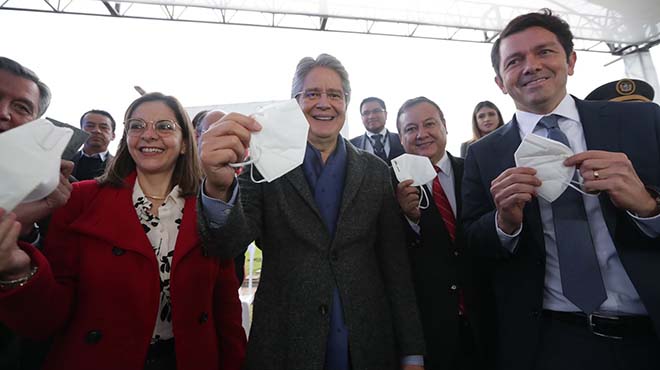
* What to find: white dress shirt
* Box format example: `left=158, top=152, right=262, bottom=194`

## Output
left=497, top=94, right=660, bottom=314
left=364, top=128, right=392, bottom=157
left=408, top=152, right=456, bottom=234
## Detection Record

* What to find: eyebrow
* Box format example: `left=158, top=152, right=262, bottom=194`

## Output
left=503, top=41, right=559, bottom=62
left=14, top=97, right=36, bottom=112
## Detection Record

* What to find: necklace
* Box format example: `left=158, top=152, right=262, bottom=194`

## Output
left=144, top=194, right=167, bottom=200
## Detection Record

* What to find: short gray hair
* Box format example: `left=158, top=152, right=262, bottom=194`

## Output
left=0, top=57, right=51, bottom=117
left=291, top=53, right=351, bottom=104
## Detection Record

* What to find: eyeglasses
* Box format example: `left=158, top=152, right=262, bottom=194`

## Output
left=295, top=89, right=347, bottom=102
left=361, top=108, right=386, bottom=116
left=125, top=118, right=179, bottom=137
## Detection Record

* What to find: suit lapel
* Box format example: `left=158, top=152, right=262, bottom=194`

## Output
left=171, top=196, right=200, bottom=272
left=576, top=99, right=619, bottom=237
left=388, top=131, right=404, bottom=159
left=285, top=165, right=324, bottom=222
left=448, top=153, right=463, bottom=218
left=337, top=142, right=367, bottom=223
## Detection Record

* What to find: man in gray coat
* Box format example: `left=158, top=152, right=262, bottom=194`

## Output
left=198, top=54, right=425, bottom=370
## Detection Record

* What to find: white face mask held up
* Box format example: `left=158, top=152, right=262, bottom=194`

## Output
left=0, top=119, right=73, bottom=212
left=514, top=133, right=598, bottom=203
left=229, top=99, right=309, bottom=183
left=391, top=153, right=438, bottom=209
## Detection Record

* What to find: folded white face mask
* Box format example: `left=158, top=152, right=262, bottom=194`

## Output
left=229, top=99, right=309, bottom=183
left=0, top=119, right=73, bottom=212
left=391, top=153, right=438, bottom=209
left=514, top=133, right=595, bottom=202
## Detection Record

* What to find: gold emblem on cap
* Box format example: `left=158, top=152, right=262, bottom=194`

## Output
left=615, top=79, right=636, bottom=96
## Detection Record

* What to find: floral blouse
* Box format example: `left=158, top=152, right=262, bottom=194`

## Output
left=132, top=181, right=184, bottom=342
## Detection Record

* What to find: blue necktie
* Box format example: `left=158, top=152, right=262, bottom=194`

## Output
left=370, top=134, right=387, bottom=161
left=537, top=115, right=606, bottom=314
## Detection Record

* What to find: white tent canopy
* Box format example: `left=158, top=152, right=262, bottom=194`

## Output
left=3, top=1, right=658, bottom=49
left=2, top=0, right=659, bottom=101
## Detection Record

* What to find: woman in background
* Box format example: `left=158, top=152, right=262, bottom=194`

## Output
left=0, top=92, right=246, bottom=370
left=460, top=101, right=504, bottom=158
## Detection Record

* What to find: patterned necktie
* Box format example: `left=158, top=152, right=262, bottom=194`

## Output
left=432, top=165, right=456, bottom=241
left=370, top=134, right=387, bottom=161
left=537, top=115, right=606, bottom=313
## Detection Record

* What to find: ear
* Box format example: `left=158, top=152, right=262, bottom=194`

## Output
left=495, top=75, right=507, bottom=94
left=111, top=132, right=116, bottom=141
left=567, top=51, right=577, bottom=76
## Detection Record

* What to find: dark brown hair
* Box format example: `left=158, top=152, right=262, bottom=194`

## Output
left=470, top=100, right=504, bottom=141
left=98, top=92, right=201, bottom=196
left=491, top=9, right=574, bottom=78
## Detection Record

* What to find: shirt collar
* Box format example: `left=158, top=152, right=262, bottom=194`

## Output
left=434, top=152, right=451, bottom=176
left=132, top=180, right=184, bottom=208
left=82, top=149, right=110, bottom=161
left=515, top=94, right=580, bottom=137
left=366, top=127, right=388, bottom=138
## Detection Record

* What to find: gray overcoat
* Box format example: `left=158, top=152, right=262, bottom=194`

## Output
left=199, top=139, right=425, bottom=370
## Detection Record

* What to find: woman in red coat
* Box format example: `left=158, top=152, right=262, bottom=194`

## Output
left=0, top=92, right=246, bottom=370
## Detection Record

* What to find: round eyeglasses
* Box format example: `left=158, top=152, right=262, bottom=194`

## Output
left=125, top=118, right=179, bottom=137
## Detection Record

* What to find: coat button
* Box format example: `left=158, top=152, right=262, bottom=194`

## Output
left=318, top=304, right=328, bottom=315
left=85, top=330, right=102, bottom=344
left=199, top=312, right=208, bottom=324
left=112, top=247, right=125, bottom=256
left=450, top=284, right=457, bottom=291
left=453, top=250, right=460, bottom=257
left=530, top=309, right=541, bottom=319
left=330, top=252, right=338, bottom=262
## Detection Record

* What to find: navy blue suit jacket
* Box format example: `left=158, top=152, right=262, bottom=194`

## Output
left=350, top=131, right=405, bottom=165
left=461, top=98, right=660, bottom=370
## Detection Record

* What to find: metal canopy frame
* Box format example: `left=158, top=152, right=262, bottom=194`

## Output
left=2, top=0, right=659, bottom=57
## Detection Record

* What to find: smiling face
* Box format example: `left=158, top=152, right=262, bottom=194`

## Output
left=475, top=107, right=500, bottom=136
left=297, top=67, right=346, bottom=148
left=126, top=101, right=184, bottom=178
left=398, top=101, right=448, bottom=165
left=495, top=26, right=576, bottom=114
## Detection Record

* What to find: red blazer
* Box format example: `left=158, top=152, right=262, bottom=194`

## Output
left=0, top=174, right=246, bottom=370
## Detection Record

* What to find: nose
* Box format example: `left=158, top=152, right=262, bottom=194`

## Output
left=522, top=54, right=542, bottom=74
left=416, top=126, right=429, bottom=140
left=0, top=101, right=10, bottom=123
left=315, top=93, right=331, bottom=108
left=141, top=123, right=159, bottom=140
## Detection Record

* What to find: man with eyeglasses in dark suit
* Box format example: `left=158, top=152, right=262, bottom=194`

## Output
left=350, top=97, right=405, bottom=165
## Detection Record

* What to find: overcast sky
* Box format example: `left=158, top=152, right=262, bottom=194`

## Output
left=3, top=9, right=653, bottom=154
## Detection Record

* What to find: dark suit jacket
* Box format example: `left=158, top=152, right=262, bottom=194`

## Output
left=198, top=139, right=425, bottom=370
left=350, top=130, right=405, bottom=165
left=462, top=99, right=660, bottom=370
left=393, top=153, right=496, bottom=370
left=71, top=150, right=113, bottom=181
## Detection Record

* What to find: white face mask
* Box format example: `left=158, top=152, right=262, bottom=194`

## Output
left=514, top=133, right=595, bottom=202
left=0, top=119, right=73, bottom=212
left=391, top=153, right=438, bottom=209
left=229, top=99, right=309, bottom=183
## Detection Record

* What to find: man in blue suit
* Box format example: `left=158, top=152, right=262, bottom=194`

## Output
left=462, top=9, right=660, bottom=370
